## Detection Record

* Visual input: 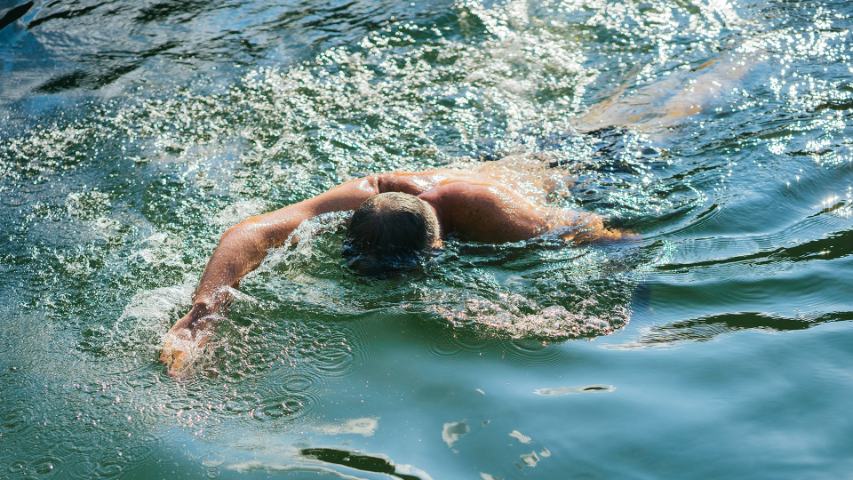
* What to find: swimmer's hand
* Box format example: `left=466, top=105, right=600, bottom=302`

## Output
left=160, top=303, right=218, bottom=378
left=554, top=211, right=638, bottom=244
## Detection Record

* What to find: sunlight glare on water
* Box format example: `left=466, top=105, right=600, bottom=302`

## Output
left=0, top=0, right=851, bottom=478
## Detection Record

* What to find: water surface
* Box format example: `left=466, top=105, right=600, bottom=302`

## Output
left=1, top=0, right=851, bottom=478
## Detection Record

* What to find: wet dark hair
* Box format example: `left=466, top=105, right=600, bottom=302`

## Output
left=343, top=192, right=440, bottom=273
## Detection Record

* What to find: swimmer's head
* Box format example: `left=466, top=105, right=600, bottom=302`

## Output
left=343, top=192, right=440, bottom=274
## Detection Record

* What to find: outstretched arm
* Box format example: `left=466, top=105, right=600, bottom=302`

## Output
left=160, top=176, right=379, bottom=376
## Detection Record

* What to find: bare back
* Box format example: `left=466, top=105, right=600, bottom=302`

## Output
left=160, top=156, right=621, bottom=376
left=376, top=155, right=605, bottom=243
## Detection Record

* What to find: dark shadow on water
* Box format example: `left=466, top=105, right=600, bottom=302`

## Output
left=301, top=448, right=425, bottom=480
left=639, top=311, right=853, bottom=345
left=27, top=3, right=99, bottom=29
left=0, top=1, right=32, bottom=31
left=657, top=229, right=853, bottom=272
left=135, top=0, right=215, bottom=24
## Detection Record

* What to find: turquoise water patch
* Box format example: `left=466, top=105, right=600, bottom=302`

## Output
left=1, top=0, right=851, bottom=478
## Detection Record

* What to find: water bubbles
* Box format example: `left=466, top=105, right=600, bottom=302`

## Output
left=66, top=190, right=111, bottom=220
left=2, top=0, right=850, bottom=476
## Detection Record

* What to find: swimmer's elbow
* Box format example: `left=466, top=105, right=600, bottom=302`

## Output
left=218, top=221, right=267, bottom=254
left=219, top=223, right=247, bottom=246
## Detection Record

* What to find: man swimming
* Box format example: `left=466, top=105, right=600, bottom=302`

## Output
left=160, top=45, right=756, bottom=376
left=159, top=155, right=626, bottom=376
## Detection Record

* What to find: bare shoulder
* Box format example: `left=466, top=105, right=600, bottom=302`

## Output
left=376, top=167, right=485, bottom=195
left=420, top=179, right=518, bottom=208
left=424, top=182, right=633, bottom=245
left=420, top=181, right=548, bottom=242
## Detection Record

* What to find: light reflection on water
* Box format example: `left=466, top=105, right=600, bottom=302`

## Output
left=1, top=0, right=851, bottom=478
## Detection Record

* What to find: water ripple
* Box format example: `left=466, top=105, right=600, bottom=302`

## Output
left=0, top=0, right=851, bottom=477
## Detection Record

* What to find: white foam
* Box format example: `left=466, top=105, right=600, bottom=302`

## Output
left=118, top=282, right=194, bottom=325
left=509, top=429, right=532, bottom=444
left=442, top=421, right=470, bottom=448
left=315, top=417, right=379, bottom=437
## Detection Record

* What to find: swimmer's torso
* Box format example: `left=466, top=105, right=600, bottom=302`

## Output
left=376, top=153, right=573, bottom=208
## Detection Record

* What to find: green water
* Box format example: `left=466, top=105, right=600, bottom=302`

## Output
left=1, top=0, right=851, bottom=478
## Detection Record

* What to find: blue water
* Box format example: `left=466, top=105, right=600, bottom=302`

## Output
left=1, top=0, right=851, bottom=478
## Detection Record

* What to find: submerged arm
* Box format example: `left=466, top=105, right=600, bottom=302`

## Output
left=160, top=176, right=379, bottom=376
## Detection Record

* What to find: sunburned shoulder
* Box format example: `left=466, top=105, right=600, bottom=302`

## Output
left=376, top=168, right=497, bottom=196
left=423, top=181, right=635, bottom=244
left=418, top=179, right=513, bottom=206
left=420, top=181, right=549, bottom=242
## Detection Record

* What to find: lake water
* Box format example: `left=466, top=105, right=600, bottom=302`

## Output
left=1, top=0, right=851, bottom=478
